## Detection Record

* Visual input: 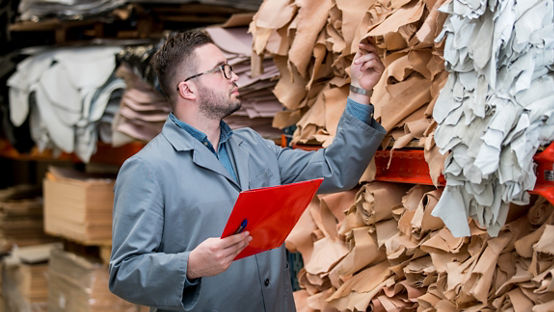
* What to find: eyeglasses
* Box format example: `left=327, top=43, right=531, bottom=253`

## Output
left=180, top=62, right=233, bottom=84
left=176, top=63, right=234, bottom=91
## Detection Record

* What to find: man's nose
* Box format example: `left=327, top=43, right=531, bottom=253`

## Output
left=230, top=71, right=239, bottom=82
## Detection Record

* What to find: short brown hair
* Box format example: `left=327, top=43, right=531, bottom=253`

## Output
left=152, top=30, right=213, bottom=102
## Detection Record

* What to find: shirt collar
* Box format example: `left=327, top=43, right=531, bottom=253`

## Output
left=169, top=113, right=233, bottom=147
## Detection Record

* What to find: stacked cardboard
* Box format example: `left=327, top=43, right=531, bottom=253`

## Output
left=0, top=185, right=54, bottom=248
left=18, top=264, right=48, bottom=305
left=288, top=184, right=554, bottom=311
left=47, top=248, right=137, bottom=312
left=43, top=167, right=115, bottom=244
left=2, top=244, right=60, bottom=312
left=0, top=199, right=48, bottom=248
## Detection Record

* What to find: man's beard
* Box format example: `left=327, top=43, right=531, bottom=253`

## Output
left=197, top=83, right=241, bottom=120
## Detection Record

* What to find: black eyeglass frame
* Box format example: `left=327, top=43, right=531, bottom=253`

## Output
left=176, top=63, right=233, bottom=91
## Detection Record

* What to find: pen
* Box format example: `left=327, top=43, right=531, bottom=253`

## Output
left=234, top=219, right=247, bottom=234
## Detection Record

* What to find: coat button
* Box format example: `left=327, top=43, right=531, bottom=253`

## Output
left=264, top=278, right=270, bottom=287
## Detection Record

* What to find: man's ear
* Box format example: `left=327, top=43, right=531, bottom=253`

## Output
left=177, top=81, right=197, bottom=101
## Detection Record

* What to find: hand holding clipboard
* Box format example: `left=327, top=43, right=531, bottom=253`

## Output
left=221, top=178, right=324, bottom=260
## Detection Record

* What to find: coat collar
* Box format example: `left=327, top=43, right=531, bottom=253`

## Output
left=168, top=113, right=234, bottom=152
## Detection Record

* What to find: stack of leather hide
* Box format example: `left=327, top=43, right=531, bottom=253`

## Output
left=207, top=23, right=284, bottom=140
left=288, top=184, right=554, bottom=311
left=250, top=0, right=449, bottom=183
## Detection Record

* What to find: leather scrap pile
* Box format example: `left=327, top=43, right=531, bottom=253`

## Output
left=250, top=0, right=449, bottom=183
left=431, top=0, right=554, bottom=237
left=288, top=184, right=554, bottom=312
left=252, top=0, right=553, bottom=232
left=250, top=0, right=554, bottom=311
left=7, top=46, right=125, bottom=162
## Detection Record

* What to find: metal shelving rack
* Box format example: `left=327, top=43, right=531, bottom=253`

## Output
left=291, top=141, right=554, bottom=205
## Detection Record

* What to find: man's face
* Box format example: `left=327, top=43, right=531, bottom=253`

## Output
left=192, top=44, right=241, bottom=120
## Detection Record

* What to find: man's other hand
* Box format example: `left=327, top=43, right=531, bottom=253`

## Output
left=186, top=232, right=252, bottom=279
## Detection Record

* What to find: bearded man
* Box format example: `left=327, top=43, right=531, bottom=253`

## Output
left=109, top=30, right=385, bottom=312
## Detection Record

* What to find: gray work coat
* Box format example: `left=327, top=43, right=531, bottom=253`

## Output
left=109, top=110, right=385, bottom=312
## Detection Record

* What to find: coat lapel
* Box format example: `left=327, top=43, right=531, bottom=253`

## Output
left=191, top=140, right=240, bottom=188
left=162, top=118, right=240, bottom=188
left=229, top=136, right=250, bottom=191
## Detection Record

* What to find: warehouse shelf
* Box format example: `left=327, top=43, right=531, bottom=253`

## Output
left=8, top=3, right=250, bottom=45
left=292, top=142, right=554, bottom=205
left=0, top=139, right=144, bottom=166
left=529, top=143, right=554, bottom=205
left=3, top=137, right=552, bottom=204
left=373, top=149, right=446, bottom=185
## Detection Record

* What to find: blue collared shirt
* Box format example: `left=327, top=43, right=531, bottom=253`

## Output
left=169, top=98, right=374, bottom=184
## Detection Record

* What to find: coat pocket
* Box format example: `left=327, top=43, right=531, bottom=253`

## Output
left=250, top=168, right=275, bottom=189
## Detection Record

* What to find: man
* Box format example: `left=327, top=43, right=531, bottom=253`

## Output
left=109, top=30, right=385, bottom=312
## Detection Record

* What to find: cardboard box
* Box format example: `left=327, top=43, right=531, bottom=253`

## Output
left=43, top=167, right=114, bottom=244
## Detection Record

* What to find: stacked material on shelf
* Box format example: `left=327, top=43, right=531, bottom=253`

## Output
left=365, top=0, right=449, bottom=186
left=17, top=0, right=261, bottom=23
left=2, top=243, right=60, bottom=312
left=206, top=24, right=283, bottom=140
left=7, top=46, right=125, bottom=162
left=289, top=183, right=554, bottom=311
left=250, top=0, right=450, bottom=182
left=251, top=0, right=445, bottom=141
left=110, top=44, right=171, bottom=147
left=251, top=0, right=362, bottom=147
left=130, top=0, right=263, bottom=11
left=111, top=60, right=170, bottom=147
left=47, top=247, right=137, bottom=312
left=17, top=0, right=126, bottom=21
left=366, top=0, right=448, bottom=141
left=0, top=184, right=41, bottom=204
left=431, top=0, right=554, bottom=237
left=43, top=166, right=115, bottom=244
left=0, top=198, right=48, bottom=248
left=0, top=184, right=54, bottom=248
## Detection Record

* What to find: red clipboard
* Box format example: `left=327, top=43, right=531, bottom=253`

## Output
left=221, top=178, right=324, bottom=260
